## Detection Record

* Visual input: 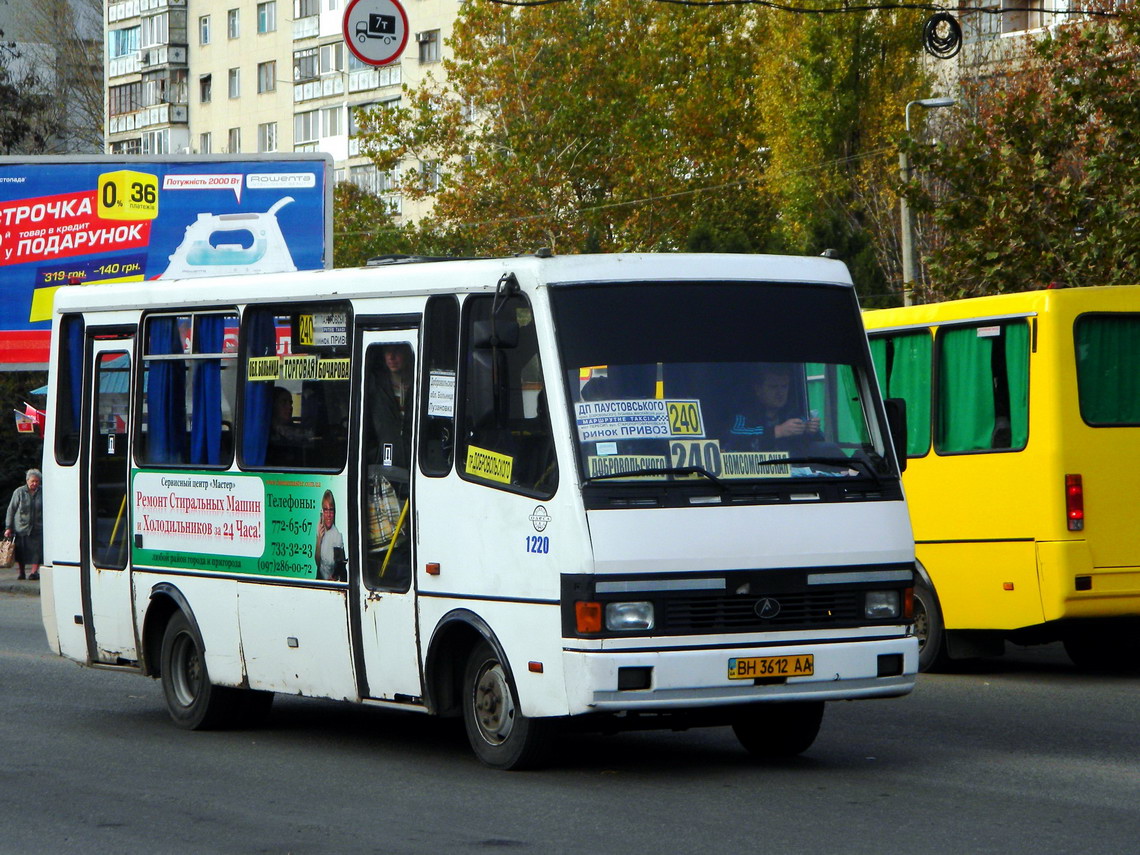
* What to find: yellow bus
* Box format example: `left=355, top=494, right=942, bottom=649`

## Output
left=864, top=286, right=1140, bottom=671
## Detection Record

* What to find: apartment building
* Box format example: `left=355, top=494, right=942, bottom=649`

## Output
left=105, top=0, right=458, bottom=222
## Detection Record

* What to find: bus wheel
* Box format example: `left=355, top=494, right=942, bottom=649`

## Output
left=160, top=611, right=238, bottom=730
left=914, top=576, right=947, bottom=672
left=732, top=701, right=824, bottom=759
left=462, top=641, right=554, bottom=770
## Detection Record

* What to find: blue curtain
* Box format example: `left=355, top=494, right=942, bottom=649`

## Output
left=147, top=318, right=187, bottom=464
left=242, top=311, right=276, bottom=466
left=190, top=315, right=224, bottom=465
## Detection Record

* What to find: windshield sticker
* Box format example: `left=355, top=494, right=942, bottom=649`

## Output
left=720, top=451, right=792, bottom=479
left=667, top=441, right=792, bottom=479
left=427, top=370, right=456, bottom=418
left=466, top=445, right=513, bottom=484
left=587, top=454, right=669, bottom=478
left=246, top=355, right=350, bottom=382
left=575, top=399, right=704, bottom=442
left=596, top=441, right=618, bottom=456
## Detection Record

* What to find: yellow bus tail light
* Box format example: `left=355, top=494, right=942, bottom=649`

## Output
left=1065, top=474, right=1084, bottom=531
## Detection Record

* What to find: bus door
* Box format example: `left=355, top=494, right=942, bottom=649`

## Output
left=353, top=329, right=423, bottom=701
left=81, top=334, right=136, bottom=665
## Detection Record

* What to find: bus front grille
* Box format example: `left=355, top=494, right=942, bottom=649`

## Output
left=663, top=591, right=863, bottom=633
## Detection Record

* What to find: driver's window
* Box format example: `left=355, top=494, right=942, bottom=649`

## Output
left=458, top=293, right=557, bottom=496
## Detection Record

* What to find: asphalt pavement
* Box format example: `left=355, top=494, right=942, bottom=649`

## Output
left=0, top=563, right=41, bottom=596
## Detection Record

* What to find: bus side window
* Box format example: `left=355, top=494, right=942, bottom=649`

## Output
left=936, top=321, right=1028, bottom=454
left=138, top=311, right=238, bottom=467
left=54, top=314, right=85, bottom=466
left=419, top=295, right=459, bottom=477
left=459, top=293, right=557, bottom=496
left=871, top=331, right=933, bottom=458
left=240, top=303, right=352, bottom=471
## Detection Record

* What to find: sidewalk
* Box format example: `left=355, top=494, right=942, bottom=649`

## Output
left=0, top=564, right=42, bottom=596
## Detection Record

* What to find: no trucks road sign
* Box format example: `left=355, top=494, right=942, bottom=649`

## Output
left=343, top=0, right=409, bottom=67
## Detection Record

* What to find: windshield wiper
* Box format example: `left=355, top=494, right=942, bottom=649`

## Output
left=584, top=465, right=729, bottom=493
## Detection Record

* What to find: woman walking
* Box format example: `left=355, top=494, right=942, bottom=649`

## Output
left=5, top=468, right=43, bottom=581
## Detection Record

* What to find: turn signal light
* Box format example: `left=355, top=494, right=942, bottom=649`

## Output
left=1065, top=474, right=1084, bottom=531
left=575, top=601, right=602, bottom=634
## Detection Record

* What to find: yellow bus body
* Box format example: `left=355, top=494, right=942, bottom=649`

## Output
left=865, top=286, right=1140, bottom=659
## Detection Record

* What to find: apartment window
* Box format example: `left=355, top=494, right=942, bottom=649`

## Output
left=141, top=13, right=169, bottom=49
left=319, top=43, right=343, bottom=74
left=141, top=128, right=170, bottom=155
left=321, top=106, right=342, bottom=137
left=294, top=109, right=319, bottom=144
left=110, top=138, right=142, bottom=155
left=227, top=8, right=240, bottom=39
left=199, top=73, right=212, bottom=103
left=295, top=0, right=319, bottom=17
left=199, top=15, right=210, bottom=44
left=258, top=122, right=278, bottom=153
left=293, top=47, right=318, bottom=81
left=200, top=132, right=212, bottom=154
left=228, top=67, right=240, bottom=98
left=109, top=82, right=142, bottom=116
left=420, top=159, right=440, bottom=192
left=417, top=30, right=440, bottom=63
left=349, top=96, right=399, bottom=137
left=1002, top=0, right=1047, bottom=33
left=257, top=1, right=277, bottom=33
left=257, top=61, right=276, bottom=93
left=109, top=26, right=140, bottom=59
left=228, top=127, right=241, bottom=153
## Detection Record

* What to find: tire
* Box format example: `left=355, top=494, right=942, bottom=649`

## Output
left=462, top=641, right=555, bottom=770
left=732, top=701, right=824, bottom=759
left=913, top=574, right=947, bottom=673
left=160, top=611, right=240, bottom=730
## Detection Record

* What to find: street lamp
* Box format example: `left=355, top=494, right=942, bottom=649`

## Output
left=899, top=97, right=955, bottom=306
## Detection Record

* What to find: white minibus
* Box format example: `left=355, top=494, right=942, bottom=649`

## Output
left=40, top=253, right=917, bottom=768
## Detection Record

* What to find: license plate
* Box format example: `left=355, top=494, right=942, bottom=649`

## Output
left=728, top=654, right=814, bottom=680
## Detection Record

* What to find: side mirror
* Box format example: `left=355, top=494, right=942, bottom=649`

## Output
left=884, top=398, right=908, bottom=473
left=472, top=319, right=519, bottom=349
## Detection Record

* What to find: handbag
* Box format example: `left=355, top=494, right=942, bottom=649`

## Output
left=366, top=466, right=404, bottom=552
left=0, top=537, right=15, bottom=569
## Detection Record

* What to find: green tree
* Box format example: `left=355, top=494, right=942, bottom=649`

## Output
left=754, top=8, right=929, bottom=303
left=332, top=181, right=411, bottom=267
left=356, top=0, right=778, bottom=255
left=908, top=6, right=1140, bottom=299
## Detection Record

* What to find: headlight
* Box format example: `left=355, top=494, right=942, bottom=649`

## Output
left=864, top=590, right=901, bottom=619
left=605, top=601, right=654, bottom=631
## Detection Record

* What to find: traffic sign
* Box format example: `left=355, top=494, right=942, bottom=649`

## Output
left=343, top=0, right=409, bottom=67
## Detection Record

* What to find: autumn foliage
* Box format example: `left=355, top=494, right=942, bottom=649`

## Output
left=908, top=4, right=1140, bottom=299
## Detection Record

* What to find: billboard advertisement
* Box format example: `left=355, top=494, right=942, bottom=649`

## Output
left=0, top=154, right=333, bottom=367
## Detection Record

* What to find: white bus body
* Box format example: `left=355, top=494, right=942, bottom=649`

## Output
left=40, top=253, right=917, bottom=768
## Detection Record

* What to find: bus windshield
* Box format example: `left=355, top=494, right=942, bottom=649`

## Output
left=550, top=281, right=890, bottom=487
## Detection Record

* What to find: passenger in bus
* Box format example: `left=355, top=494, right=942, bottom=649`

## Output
left=267, top=386, right=313, bottom=466
left=365, top=344, right=414, bottom=479
left=315, top=489, right=344, bottom=581
left=726, top=363, right=821, bottom=453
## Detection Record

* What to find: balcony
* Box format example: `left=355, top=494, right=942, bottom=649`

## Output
left=294, top=16, right=319, bottom=40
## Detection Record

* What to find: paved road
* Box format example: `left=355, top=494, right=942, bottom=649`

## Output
left=1, top=592, right=1137, bottom=855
